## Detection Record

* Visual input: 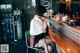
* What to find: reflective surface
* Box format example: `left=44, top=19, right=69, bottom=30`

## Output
left=49, top=28, right=80, bottom=53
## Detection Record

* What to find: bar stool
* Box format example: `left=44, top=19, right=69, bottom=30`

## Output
left=25, top=31, right=41, bottom=53
left=25, top=31, right=52, bottom=53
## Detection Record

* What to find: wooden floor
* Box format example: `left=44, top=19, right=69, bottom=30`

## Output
left=49, top=28, right=80, bottom=53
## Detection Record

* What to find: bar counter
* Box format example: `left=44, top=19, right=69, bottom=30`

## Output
left=49, top=18, right=80, bottom=53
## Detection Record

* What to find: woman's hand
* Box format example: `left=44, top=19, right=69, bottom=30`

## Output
left=42, top=29, right=46, bottom=33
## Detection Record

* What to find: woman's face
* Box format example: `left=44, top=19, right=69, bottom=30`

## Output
left=41, top=17, right=49, bottom=22
left=38, top=15, right=49, bottom=22
left=41, top=17, right=45, bottom=20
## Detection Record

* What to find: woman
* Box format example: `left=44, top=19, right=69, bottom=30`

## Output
left=30, top=5, right=53, bottom=53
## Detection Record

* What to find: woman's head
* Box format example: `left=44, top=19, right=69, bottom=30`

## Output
left=35, top=5, right=47, bottom=17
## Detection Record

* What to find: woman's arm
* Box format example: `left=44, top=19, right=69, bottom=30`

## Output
left=30, top=35, right=35, bottom=48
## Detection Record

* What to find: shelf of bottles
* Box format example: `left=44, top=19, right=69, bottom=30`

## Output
left=0, top=4, right=14, bottom=42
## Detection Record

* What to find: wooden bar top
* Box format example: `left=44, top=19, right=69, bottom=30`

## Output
left=49, top=18, right=80, bottom=53
left=49, top=28, right=80, bottom=53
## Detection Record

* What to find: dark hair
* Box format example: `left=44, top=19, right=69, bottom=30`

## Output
left=35, top=5, right=47, bottom=16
